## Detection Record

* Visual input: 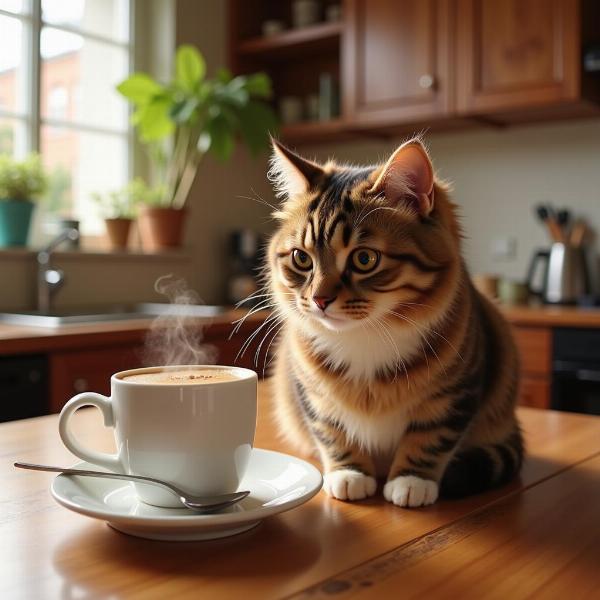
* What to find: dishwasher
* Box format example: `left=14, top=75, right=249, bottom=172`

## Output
left=0, top=355, right=49, bottom=422
left=552, top=328, right=600, bottom=416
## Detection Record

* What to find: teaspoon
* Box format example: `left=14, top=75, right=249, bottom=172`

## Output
left=14, top=462, right=250, bottom=513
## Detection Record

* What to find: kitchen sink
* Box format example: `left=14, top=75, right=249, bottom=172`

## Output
left=0, top=303, right=225, bottom=328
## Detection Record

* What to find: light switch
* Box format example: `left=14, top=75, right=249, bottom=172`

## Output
left=491, top=236, right=517, bottom=261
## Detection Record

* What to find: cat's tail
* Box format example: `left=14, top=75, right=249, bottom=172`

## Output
left=440, top=427, right=524, bottom=498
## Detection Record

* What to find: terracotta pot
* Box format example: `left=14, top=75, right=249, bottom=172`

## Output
left=138, top=207, right=187, bottom=251
left=104, top=218, right=132, bottom=250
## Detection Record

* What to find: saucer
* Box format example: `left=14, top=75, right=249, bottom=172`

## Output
left=51, top=449, right=323, bottom=541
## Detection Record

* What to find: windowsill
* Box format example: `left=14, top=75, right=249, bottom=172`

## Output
left=0, top=247, right=192, bottom=262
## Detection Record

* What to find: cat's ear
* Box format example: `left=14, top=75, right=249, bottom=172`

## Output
left=269, top=138, right=325, bottom=199
left=370, top=139, right=434, bottom=216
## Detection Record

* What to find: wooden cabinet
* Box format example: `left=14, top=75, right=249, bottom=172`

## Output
left=512, top=325, right=552, bottom=409
left=228, top=0, right=600, bottom=143
left=49, top=344, right=142, bottom=412
left=456, top=0, right=580, bottom=114
left=343, top=0, right=452, bottom=125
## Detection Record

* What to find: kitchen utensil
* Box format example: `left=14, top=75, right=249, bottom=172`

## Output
left=570, top=219, right=587, bottom=247
left=535, top=205, right=563, bottom=242
left=14, top=462, right=250, bottom=512
left=526, top=242, right=592, bottom=304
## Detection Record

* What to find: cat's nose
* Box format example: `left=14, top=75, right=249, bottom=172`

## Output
left=313, top=295, right=336, bottom=311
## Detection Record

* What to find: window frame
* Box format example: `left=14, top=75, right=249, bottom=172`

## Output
left=0, top=0, right=136, bottom=208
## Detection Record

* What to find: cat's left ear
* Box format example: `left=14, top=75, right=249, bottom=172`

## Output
left=370, top=139, right=434, bottom=216
left=269, top=138, right=325, bottom=200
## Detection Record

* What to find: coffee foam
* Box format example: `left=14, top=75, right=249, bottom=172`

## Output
left=122, top=368, right=239, bottom=385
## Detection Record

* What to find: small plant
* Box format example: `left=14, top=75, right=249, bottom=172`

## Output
left=117, top=45, right=278, bottom=210
left=0, top=154, right=48, bottom=201
left=91, top=178, right=167, bottom=219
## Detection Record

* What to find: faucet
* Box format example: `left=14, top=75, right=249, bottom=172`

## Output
left=37, top=228, right=80, bottom=313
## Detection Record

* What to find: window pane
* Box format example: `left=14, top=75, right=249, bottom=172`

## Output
left=0, top=14, right=29, bottom=115
left=0, top=116, right=27, bottom=157
left=40, top=126, right=128, bottom=235
left=0, top=0, right=27, bottom=15
left=42, top=0, right=130, bottom=43
left=41, top=27, right=129, bottom=131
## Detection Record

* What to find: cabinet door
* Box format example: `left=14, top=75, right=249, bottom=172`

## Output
left=343, top=0, right=452, bottom=125
left=49, top=345, right=142, bottom=413
left=456, top=0, right=579, bottom=113
left=519, top=376, right=551, bottom=409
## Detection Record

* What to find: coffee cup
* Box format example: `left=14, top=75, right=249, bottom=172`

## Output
left=58, top=365, right=257, bottom=508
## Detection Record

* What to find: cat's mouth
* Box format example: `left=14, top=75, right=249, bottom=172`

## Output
left=310, top=311, right=362, bottom=331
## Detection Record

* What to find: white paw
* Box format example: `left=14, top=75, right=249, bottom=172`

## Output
left=323, top=469, right=377, bottom=501
left=383, top=475, right=438, bottom=507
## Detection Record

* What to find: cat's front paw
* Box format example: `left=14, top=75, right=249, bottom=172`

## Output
left=384, top=475, right=438, bottom=507
left=323, top=469, right=377, bottom=501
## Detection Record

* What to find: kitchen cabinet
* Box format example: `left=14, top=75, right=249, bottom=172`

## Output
left=512, top=325, right=552, bottom=409
left=342, top=0, right=452, bottom=125
left=456, top=0, right=600, bottom=121
left=228, top=0, right=600, bottom=143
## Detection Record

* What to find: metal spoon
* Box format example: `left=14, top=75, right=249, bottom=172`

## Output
left=14, top=462, right=250, bottom=513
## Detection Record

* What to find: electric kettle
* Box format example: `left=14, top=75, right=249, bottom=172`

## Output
left=526, top=243, right=592, bottom=304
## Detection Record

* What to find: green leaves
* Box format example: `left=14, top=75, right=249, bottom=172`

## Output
left=175, top=45, right=206, bottom=91
left=0, top=153, right=48, bottom=201
left=115, top=44, right=278, bottom=207
left=116, top=74, right=162, bottom=105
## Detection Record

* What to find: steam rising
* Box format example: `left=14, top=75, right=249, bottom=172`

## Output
left=143, top=275, right=217, bottom=367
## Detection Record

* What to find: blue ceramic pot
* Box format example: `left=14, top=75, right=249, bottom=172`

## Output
left=0, top=199, right=35, bottom=247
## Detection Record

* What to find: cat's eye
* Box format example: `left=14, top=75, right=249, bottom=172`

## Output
left=350, top=248, right=379, bottom=273
left=291, top=249, right=313, bottom=271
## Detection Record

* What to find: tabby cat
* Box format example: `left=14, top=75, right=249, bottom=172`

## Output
left=265, top=137, right=523, bottom=506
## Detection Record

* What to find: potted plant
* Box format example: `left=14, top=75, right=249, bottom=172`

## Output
left=117, top=45, right=277, bottom=250
left=0, top=154, right=47, bottom=247
left=91, top=179, right=150, bottom=250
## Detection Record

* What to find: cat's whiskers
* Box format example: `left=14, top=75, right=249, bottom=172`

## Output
left=385, top=309, right=446, bottom=374
left=254, top=313, right=286, bottom=368
left=375, top=315, right=410, bottom=387
left=235, top=313, right=282, bottom=363
left=262, top=319, right=286, bottom=378
left=356, top=205, right=399, bottom=227
left=230, top=300, right=276, bottom=339
left=389, top=309, right=464, bottom=362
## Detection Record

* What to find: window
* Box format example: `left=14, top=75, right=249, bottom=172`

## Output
left=0, top=0, right=134, bottom=237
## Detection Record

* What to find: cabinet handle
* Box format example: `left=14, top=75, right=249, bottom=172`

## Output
left=419, top=74, right=435, bottom=90
left=73, top=378, right=89, bottom=393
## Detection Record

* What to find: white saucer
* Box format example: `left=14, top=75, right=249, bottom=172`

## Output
left=51, top=449, right=323, bottom=541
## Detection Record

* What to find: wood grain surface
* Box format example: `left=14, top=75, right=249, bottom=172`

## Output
left=1, top=382, right=599, bottom=599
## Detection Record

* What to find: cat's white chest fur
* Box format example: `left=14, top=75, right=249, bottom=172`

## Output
left=308, top=321, right=424, bottom=381
left=334, top=405, right=408, bottom=455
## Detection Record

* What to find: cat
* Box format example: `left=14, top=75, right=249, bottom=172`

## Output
left=264, top=137, right=523, bottom=507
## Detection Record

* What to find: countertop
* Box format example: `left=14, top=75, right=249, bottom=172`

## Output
left=2, top=382, right=600, bottom=598
left=0, top=309, right=255, bottom=355
left=1, top=303, right=600, bottom=356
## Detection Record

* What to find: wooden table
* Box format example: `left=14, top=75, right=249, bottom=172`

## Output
left=2, top=383, right=600, bottom=599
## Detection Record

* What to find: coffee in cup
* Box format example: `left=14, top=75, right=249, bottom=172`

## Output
left=58, top=365, right=257, bottom=508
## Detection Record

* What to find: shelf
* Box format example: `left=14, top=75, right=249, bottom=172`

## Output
left=237, top=21, right=342, bottom=60
left=280, top=118, right=349, bottom=144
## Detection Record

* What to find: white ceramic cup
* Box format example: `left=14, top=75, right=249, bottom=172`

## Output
left=58, top=365, right=257, bottom=508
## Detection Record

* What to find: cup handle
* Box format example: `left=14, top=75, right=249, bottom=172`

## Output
left=58, top=392, right=122, bottom=472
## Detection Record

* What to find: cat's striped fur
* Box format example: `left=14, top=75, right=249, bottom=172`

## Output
left=265, top=138, right=523, bottom=506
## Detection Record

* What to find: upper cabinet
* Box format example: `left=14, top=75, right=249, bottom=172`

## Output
left=343, top=0, right=452, bottom=125
left=457, top=0, right=579, bottom=114
left=228, top=0, right=600, bottom=143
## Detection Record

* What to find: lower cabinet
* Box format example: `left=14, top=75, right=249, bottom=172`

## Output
left=512, top=324, right=552, bottom=409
